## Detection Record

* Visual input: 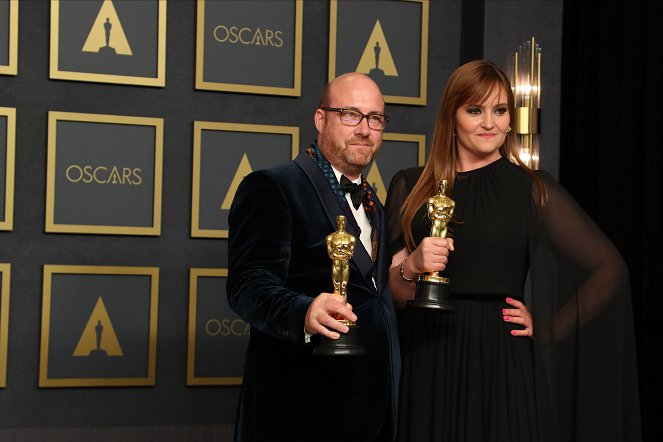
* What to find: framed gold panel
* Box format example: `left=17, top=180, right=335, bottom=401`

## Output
left=50, top=0, right=166, bottom=87
left=329, top=0, right=429, bottom=105
left=187, top=268, right=249, bottom=386
left=191, top=121, right=299, bottom=238
left=0, top=107, right=16, bottom=231
left=364, top=132, right=426, bottom=203
left=0, top=264, right=10, bottom=388
left=39, top=265, right=159, bottom=387
left=195, top=0, right=303, bottom=96
left=0, top=0, right=18, bottom=76
left=45, top=111, right=163, bottom=236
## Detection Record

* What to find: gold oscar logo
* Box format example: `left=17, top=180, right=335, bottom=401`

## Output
left=220, top=153, right=253, bottom=210
left=65, top=164, right=142, bottom=185
left=205, top=318, right=250, bottom=337
left=366, top=161, right=387, bottom=203
left=82, top=0, right=133, bottom=56
left=73, top=297, right=124, bottom=357
left=213, top=25, right=284, bottom=48
left=356, top=20, right=398, bottom=77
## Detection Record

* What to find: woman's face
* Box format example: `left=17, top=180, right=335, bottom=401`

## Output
left=454, top=85, right=510, bottom=170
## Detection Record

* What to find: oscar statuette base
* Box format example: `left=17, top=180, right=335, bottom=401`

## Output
left=313, top=321, right=366, bottom=356
left=408, top=275, right=456, bottom=311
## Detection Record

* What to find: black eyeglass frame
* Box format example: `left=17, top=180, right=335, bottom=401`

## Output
left=320, top=107, right=390, bottom=130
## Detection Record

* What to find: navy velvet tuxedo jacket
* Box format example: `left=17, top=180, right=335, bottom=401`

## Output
left=227, top=152, right=400, bottom=441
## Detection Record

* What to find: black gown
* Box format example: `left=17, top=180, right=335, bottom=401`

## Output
left=385, top=157, right=641, bottom=442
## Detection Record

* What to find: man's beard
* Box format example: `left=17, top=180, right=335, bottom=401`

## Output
left=319, top=130, right=381, bottom=176
left=340, top=138, right=377, bottom=169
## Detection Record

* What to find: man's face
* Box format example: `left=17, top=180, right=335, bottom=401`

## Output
left=315, top=74, right=385, bottom=180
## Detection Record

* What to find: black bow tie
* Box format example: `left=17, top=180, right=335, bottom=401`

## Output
left=340, top=175, right=365, bottom=210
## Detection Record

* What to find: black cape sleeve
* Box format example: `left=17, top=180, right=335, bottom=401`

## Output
left=529, top=170, right=641, bottom=441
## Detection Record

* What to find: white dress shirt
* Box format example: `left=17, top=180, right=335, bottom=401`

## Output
left=331, top=166, right=373, bottom=259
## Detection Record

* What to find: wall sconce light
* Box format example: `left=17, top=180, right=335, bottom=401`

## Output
left=511, top=37, right=541, bottom=169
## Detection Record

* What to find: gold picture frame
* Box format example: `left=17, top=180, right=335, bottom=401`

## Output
left=191, top=121, right=299, bottom=238
left=329, top=0, right=429, bottom=105
left=195, top=0, right=303, bottom=96
left=50, top=0, right=167, bottom=86
left=39, top=265, right=159, bottom=387
left=45, top=111, right=164, bottom=236
left=0, top=107, right=16, bottom=231
left=0, top=264, right=10, bottom=388
left=0, top=0, right=18, bottom=76
left=384, top=132, right=426, bottom=165
left=187, top=268, right=249, bottom=386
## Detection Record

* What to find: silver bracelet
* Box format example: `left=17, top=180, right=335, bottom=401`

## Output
left=400, top=256, right=415, bottom=282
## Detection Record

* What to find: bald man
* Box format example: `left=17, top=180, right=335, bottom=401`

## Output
left=228, top=73, right=400, bottom=441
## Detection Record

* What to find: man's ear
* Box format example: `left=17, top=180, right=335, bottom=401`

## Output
left=314, top=109, right=325, bottom=133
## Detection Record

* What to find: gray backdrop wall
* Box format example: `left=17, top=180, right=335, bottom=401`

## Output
left=0, top=1, right=562, bottom=440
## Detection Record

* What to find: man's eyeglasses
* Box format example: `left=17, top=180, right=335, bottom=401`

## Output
left=320, top=107, right=389, bottom=131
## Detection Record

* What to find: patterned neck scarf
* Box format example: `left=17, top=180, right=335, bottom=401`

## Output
left=307, top=141, right=378, bottom=262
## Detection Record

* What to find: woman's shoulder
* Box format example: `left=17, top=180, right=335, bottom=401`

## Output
left=391, top=166, right=424, bottom=190
left=532, top=168, right=562, bottom=193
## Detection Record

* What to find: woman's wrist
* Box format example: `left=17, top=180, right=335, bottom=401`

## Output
left=400, top=255, right=416, bottom=282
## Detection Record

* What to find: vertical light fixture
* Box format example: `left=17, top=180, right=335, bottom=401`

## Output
left=511, top=37, right=541, bottom=169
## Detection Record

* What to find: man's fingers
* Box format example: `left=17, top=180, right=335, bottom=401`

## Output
left=327, top=297, right=356, bottom=322
left=316, top=315, right=350, bottom=339
left=305, top=292, right=358, bottom=339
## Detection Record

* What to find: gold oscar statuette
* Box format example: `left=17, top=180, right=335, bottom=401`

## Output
left=314, top=215, right=366, bottom=356
left=408, top=180, right=456, bottom=311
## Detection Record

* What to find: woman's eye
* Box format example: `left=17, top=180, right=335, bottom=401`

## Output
left=495, top=107, right=508, bottom=115
left=466, top=108, right=481, bottom=115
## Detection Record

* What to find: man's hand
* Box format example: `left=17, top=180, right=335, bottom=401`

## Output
left=305, top=293, right=357, bottom=340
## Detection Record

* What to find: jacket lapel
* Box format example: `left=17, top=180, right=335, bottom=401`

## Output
left=294, top=153, right=376, bottom=289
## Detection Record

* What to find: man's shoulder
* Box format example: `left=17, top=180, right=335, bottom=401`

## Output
left=267, top=157, right=300, bottom=174
left=245, top=157, right=302, bottom=182
left=238, top=156, right=316, bottom=202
